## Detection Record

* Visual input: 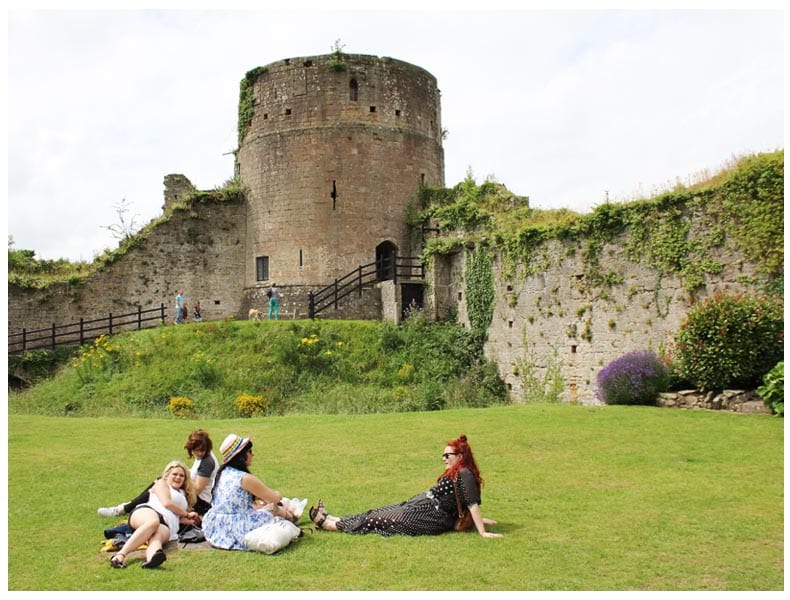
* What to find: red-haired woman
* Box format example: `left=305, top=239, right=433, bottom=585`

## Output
left=309, top=434, right=502, bottom=538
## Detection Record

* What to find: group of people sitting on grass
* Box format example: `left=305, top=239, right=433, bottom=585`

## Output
left=98, top=428, right=503, bottom=569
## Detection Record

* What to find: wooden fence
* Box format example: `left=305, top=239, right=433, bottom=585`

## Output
left=8, top=304, right=167, bottom=355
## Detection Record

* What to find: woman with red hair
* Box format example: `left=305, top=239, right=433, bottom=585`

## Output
left=309, top=434, right=502, bottom=538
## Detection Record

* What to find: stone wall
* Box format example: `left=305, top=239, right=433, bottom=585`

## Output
left=239, top=283, right=383, bottom=321
left=8, top=198, right=247, bottom=331
left=657, top=389, right=770, bottom=414
left=428, top=234, right=761, bottom=405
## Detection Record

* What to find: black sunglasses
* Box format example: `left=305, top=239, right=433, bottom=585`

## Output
left=442, top=452, right=459, bottom=459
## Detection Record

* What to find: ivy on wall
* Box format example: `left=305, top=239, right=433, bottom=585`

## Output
left=414, top=151, right=784, bottom=296
left=465, top=245, right=495, bottom=340
left=237, top=66, right=268, bottom=146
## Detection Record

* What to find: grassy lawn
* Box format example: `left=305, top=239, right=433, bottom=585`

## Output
left=6, top=404, right=784, bottom=591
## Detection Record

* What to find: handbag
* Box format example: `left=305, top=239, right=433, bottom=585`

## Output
left=452, top=479, right=475, bottom=532
left=243, top=518, right=302, bottom=554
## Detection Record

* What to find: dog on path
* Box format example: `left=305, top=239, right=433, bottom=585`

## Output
left=248, top=308, right=261, bottom=321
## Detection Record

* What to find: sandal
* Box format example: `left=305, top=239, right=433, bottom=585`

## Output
left=141, top=549, right=167, bottom=569
left=110, top=553, right=126, bottom=569
left=309, top=499, right=328, bottom=530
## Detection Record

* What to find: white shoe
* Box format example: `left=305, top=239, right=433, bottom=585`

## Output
left=98, top=505, right=122, bottom=517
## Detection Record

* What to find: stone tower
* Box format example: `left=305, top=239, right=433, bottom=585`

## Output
left=236, top=53, right=445, bottom=290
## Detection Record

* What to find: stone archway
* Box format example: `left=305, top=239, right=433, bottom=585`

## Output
left=376, top=241, right=398, bottom=281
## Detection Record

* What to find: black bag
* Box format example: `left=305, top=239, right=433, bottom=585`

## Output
left=266, top=289, right=273, bottom=298
left=178, top=526, right=205, bottom=544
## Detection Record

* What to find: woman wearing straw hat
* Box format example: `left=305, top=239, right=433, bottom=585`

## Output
left=202, top=433, right=296, bottom=550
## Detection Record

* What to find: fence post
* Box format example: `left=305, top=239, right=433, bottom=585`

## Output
left=308, top=292, right=315, bottom=319
left=391, top=251, right=398, bottom=284
left=137, top=306, right=143, bottom=329
left=358, top=265, right=363, bottom=297
left=160, top=303, right=165, bottom=324
left=51, top=323, right=56, bottom=351
left=22, top=328, right=27, bottom=353
left=80, top=318, right=85, bottom=346
left=333, top=279, right=339, bottom=310
left=109, top=313, right=113, bottom=336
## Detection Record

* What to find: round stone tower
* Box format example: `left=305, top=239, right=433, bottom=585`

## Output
left=236, top=53, right=445, bottom=290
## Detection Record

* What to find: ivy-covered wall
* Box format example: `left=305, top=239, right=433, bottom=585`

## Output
left=422, top=151, right=783, bottom=404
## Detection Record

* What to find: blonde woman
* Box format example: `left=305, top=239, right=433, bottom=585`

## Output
left=110, top=461, right=198, bottom=569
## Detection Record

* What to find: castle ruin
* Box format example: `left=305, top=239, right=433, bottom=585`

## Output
left=8, top=52, right=776, bottom=404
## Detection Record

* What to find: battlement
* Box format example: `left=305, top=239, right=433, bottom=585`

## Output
left=241, top=53, right=442, bottom=144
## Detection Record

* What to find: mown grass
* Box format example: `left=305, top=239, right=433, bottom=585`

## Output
left=6, top=404, right=783, bottom=591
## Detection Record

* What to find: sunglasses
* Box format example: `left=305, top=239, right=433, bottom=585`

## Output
left=442, top=452, right=459, bottom=459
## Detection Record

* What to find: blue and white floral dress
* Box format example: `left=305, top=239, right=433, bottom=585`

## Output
left=202, top=467, right=275, bottom=550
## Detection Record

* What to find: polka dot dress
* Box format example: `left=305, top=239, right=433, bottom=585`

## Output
left=336, top=468, right=481, bottom=536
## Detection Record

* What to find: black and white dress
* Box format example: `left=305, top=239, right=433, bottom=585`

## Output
left=336, top=468, right=481, bottom=536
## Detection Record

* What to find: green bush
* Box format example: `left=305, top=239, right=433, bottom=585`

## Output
left=8, top=347, right=76, bottom=385
left=757, top=362, right=783, bottom=417
left=596, top=350, right=669, bottom=405
left=674, top=293, right=783, bottom=392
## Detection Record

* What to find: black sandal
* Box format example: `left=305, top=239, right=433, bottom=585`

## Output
left=110, top=553, right=126, bottom=569
left=309, top=499, right=328, bottom=529
left=141, top=549, right=167, bottom=569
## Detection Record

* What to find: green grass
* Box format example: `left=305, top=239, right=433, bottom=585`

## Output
left=7, top=404, right=783, bottom=590
left=9, top=317, right=507, bottom=418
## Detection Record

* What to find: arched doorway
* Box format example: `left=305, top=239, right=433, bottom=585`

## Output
left=376, top=241, right=398, bottom=281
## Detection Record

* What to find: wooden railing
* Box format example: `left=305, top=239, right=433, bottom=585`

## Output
left=308, top=254, right=424, bottom=319
left=8, top=304, right=167, bottom=354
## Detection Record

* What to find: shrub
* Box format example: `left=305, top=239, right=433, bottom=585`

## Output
left=674, top=293, right=783, bottom=392
left=235, top=393, right=269, bottom=418
left=397, top=364, right=416, bottom=383
left=757, top=362, right=783, bottom=417
left=596, top=350, right=669, bottom=405
left=8, top=347, right=76, bottom=385
left=168, top=396, right=197, bottom=418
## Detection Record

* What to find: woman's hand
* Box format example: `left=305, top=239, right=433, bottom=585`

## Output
left=479, top=530, right=504, bottom=538
left=469, top=504, right=502, bottom=538
left=179, top=511, right=199, bottom=526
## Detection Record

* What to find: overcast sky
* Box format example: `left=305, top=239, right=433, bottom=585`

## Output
left=5, top=5, right=785, bottom=262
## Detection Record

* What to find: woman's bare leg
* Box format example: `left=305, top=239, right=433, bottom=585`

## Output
left=143, top=525, right=170, bottom=562
left=116, top=508, right=159, bottom=560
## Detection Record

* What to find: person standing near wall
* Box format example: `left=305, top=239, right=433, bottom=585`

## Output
left=267, top=283, right=281, bottom=320
left=175, top=291, right=184, bottom=324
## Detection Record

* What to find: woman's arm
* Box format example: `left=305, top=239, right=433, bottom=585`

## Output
left=150, top=479, right=198, bottom=521
left=193, top=475, right=210, bottom=497
left=241, top=473, right=283, bottom=505
left=468, top=503, right=503, bottom=538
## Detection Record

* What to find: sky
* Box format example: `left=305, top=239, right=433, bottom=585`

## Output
left=4, top=3, right=785, bottom=262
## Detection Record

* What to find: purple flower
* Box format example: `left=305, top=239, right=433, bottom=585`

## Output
left=596, top=350, right=669, bottom=405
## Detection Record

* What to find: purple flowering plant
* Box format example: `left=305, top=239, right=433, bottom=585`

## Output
left=596, top=350, right=669, bottom=405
